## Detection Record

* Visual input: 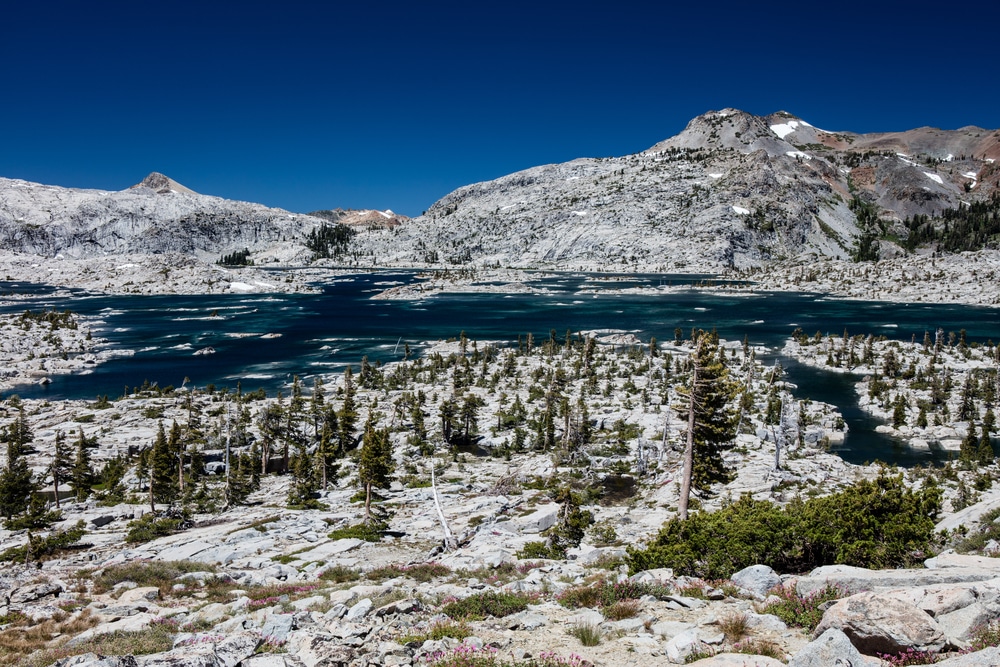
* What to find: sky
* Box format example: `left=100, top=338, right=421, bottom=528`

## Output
left=2, top=1, right=998, bottom=218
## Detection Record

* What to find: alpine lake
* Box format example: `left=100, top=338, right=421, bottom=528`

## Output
left=3, top=270, right=999, bottom=468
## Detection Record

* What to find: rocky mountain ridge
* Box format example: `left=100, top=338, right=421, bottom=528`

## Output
left=2, top=109, right=998, bottom=282
left=0, top=173, right=323, bottom=263
left=350, top=109, right=1000, bottom=271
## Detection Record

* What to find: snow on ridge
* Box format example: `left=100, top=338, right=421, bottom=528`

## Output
left=786, top=151, right=812, bottom=161
left=770, top=121, right=800, bottom=139
left=923, top=172, right=944, bottom=185
left=732, top=205, right=751, bottom=215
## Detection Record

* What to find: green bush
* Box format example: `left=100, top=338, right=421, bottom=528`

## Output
left=0, top=521, right=88, bottom=563
left=441, top=590, right=535, bottom=620
left=627, top=470, right=941, bottom=578
left=125, top=513, right=184, bottom=544
left=759, top=583, right=844, bottom=631
left=557, top=579, right=671, bottom=609
left=92, top=560, right=216, bottom=594
left=328, top=521, right=384, bottom=542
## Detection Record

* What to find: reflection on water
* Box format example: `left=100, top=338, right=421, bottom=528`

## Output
left=3, top=271, right=999, bottom=467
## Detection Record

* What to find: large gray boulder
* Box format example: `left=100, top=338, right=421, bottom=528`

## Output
left=687, top=654, right=784, bottom=666
left=787, top=628, right=880, bottom=667
left=730, top=564, right=781, bottom=599
left=814, top=591, right=947, bottom=655
left=933, top=646, right=1000, bottom=665
left=795, top=564, right=998, bottom=596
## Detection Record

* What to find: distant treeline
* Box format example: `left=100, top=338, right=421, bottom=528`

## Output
left=217, top=248, right=253, bottom=266
left=306, top=222, right=355, bottom=259
left=904, top=192, right=1000, bottom=252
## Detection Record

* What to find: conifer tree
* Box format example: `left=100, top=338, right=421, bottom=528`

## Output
left=677, top=330, right=738, bottom=519
left=49, top=430, right=73, bottom=507
left=70, top=428, right=94, bottom=501
left=226, top=451, right=253, bottom=507
left=358, top=414, right=394, bottom=525
left=287, top=443, right=320, bottom=508
left=337, top=366, right=358, bottom=452
left=149, top=422, right=176, bottom=510
left=0, top=434, right=36, bottom=522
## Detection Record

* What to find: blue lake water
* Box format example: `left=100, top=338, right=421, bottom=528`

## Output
left=3, top=271, right=999, bottom=467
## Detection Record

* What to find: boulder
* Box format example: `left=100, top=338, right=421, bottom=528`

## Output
left=795, top=564, right=998, bottom=596
left=687, top=654, right=784, bottom=667
left=787, top=628, right=880, bottom=667
left=665, top=628, right=708, bottom=664
left=730, top=564, right=781, bottom=599
left=118, top=586, right=160, bottom=604
left=214, top=631, right=261, bottom=667
left=345, top=598, right=372, bottom=621
left=10, top=581, right=62, bottom=604
left=814, top=591, right=947, bottom=655
left=933, top=645, right=1000, bottom=665
left=261, top=614, right=294, bottom=642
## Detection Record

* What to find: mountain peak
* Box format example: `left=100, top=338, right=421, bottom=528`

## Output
left=132, top=172, right=197, bottom=195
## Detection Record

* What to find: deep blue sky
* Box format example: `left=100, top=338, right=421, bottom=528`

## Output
left=3, top=1, right=997, bottom=217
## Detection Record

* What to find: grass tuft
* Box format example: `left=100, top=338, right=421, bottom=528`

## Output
left=567, top=622, right=602, bottom=646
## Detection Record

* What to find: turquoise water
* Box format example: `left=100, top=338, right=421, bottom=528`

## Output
left=3, top=271, right=999, bottom=466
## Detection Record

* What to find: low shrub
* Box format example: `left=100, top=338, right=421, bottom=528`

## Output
left=758, top=583, right=844, bottom=631
left=0, top=521, right=88, bottom=563
left=441, top=591, right=535, bottom=620
left=603, top=598, right=641, bottom=620
left=876, top=648, right=938, bottom=666
left=367, top=562, right=451, bottom=583
left=423, top=646, right=586, bottom=667
left=733, top=638, right=784, bottom=660
left=627, top=470, right=941, bottom=578
left=318, top=564, right=361, bottom=583
left=557, top=579, right=671, bottom=609
left=125, top=513, right=185, bottom=544
left=92, top=560, right=216, bottom=595
left=399, top=620, right=473, bottom=644
left=328, top=522, right=384, bottom=542
left=968, top=618, right=1000, bottom=652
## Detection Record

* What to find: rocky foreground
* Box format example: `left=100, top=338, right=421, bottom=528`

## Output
left=1, top=315, right=1000, bottom=665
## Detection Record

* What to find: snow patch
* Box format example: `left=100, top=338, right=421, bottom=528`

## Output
left=228, top=282, right=256, bottom=292
left=923, top=172, right=944, bottom=185
left=708, top=173, right=724, bottom=179
left=732, top=206, right=751, bottom=215
left=770, top=121, right=800, bottom=139
left=786, top=151, right=812, bottom=161
left=963, top=172, right=979, bottom=179
left=944, top=154, right=954, bottom=162
left=572, top=211, right=588, bottom=216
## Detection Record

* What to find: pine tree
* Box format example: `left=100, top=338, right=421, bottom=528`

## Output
left=677, top=330, right=738, bottom=519
left=226, top=452, right=253, bottom=507
left=49, top=431, right=73, bottom=507
left=337, top=366, right=358, bottom=453
left=358, top=414, right=394, bottom=525
left=0, top=437, right=36, bottom=522
left=287, top=442, right=320, bottom=508
left=149, top=422, right=176, bottom=510
left=70, top=429, right=95, bottom=501
left=892, top=395, right=908, bottom=428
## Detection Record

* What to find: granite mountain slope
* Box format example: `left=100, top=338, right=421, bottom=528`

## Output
left=0, top=172, right=326, bottom=263
left=353, top=109, right=1000, bottom=271
left=1, top=110, right=998, bottom=273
